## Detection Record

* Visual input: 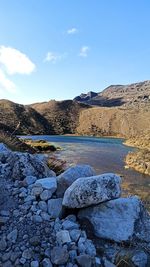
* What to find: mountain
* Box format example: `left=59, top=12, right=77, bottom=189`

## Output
left=0, top=99, right=52, bottom=135
left=0, top=80, right=150, bottom=137
left=74, top=91, right=98, bottom=102
left=74, top=80, right=150, bottom=107
left=76, top=105, right=150, bottom=138
left=30, top=100, right=89, bottom=134
left=0, top=99, right=88, bottom=135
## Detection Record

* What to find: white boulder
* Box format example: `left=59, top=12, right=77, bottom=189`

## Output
left=63, top=173, right=121, bottom=208
left=56, top=164, right=96, bottom=197
left=78, top=196, right=150, bottom=243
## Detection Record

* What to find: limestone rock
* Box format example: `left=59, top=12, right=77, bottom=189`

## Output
left=31, top=185, right=43, bottom=197
left=40, top=190, right=53, bottom=201
left=63, top=173, right=121, bottom=208
left=22, top=248, right=32, bottom=259
left=57, top=164, right=96, bottom=197
left=42, top=258, right=52, bottom=267
left=51, top=246, right=69, bottom=265
left=0, top=237, right=7, bottom=251
left=78, top=196, right=150, bottom=243
left=62, top=220, right=79, bottom=230
left=23, top=176, right=37, bottom=186
left=76, top=254, right=92, bottom=267
left=38, top=201, right=47, bottom=212
left=70, top=229, right=81, bottom=242
left=131, top=250, right=148, bottom=267
left=7, top=229, right=18, bottom=243
left=5, top=152, right=56, bottom=180
left=56, top=230, right=71, bottom=244
left=48, top=198, right=63, bottom=218
left=31, top=261, right=39, bottom=267
left=35, top=177, right=57, bottom=193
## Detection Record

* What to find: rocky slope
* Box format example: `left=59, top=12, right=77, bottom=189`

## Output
left=0, top=80, right=150, bottom=138
left=125, top=132, right=150, bottom=175
left=0, top=100, right=52, bottom=135
left=76, top=105, right=150, bottom=138
left=74, top=91, right=98, bottom=103
left=31, top=100, right=89, bottom=135
left=74, top=80, right=150, bottom=107
left=0, top=99, right=88, bottom=135
left=0, top=143, right=150, bottom=266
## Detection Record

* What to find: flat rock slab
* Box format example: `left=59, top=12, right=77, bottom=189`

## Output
left=63, top=173, right=121, bottom=208
left=57, top=164, right=96, bottom=197
left=78, top=196, right=150, bottom=243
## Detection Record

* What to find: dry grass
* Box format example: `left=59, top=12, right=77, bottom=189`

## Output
left=21, top=138, right=57, bottom=152
left=47, top=156, right=66, bottom=175
left=0, top=131, right=35, bottom=153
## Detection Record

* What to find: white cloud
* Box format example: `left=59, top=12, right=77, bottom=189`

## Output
left=0, top=46, right=35, bottom=75
left=79, top=46, right=90, bottom=57
left=67, top=28, right=78, bottom=34
left=45, top=52, right=66, bottom=63
left=0, top=69, right=16, bottom=93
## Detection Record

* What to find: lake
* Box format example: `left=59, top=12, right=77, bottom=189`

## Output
left=22, top=135, right=150, bottom=207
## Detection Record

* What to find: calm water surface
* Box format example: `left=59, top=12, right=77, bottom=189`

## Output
left=23, top=135, right=150, bottom=206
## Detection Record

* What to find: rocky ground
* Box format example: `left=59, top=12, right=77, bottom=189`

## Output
left=0, top=143, right=150, bottom=267
left=125, top=133, right=150, bottom=175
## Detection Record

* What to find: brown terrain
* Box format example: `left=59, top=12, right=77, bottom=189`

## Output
left=31, top=100, right=89, bottom=134
left=0, top=80, right=150, bottom=175
left=74, top=80, right=150, bottom=107
left=0, top=99, right=52, bottom=135
left=125, top=132, right=150, bottom=175
left=76, top=105, right=150, bottom=137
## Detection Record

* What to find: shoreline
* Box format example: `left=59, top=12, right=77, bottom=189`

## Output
left=124, top=135, right=150, bottom=176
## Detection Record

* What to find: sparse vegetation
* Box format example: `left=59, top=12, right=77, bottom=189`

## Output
left=125, top=132, right=150, bottom=176
left=21, top=138, right=58, bottom=152
left=46, top=156, right=67, bottom=175
left=0, top=130, right=36, bottom=153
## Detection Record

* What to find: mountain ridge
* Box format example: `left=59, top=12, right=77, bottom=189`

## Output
left=74, top=80, right=150, bottom=107
left=0, top=80, right=150, bottom=138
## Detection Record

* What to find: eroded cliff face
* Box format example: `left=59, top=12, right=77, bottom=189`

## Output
left=76, top=105, right=150, bottom=138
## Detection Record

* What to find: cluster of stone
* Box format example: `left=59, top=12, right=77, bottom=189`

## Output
left=0, top=144, right=150, bottom=267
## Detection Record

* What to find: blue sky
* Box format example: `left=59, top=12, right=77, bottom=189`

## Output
left=0, top=0, right=150, bottom=104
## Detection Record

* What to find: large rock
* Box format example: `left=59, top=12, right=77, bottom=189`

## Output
left=3, top=152, right=56, bottom=180
left=48, top=198, right=63, bottom=218
left=56, top=164, right=96, bottom=197
left=63, top=173, right=121, bottom=208
left=78, top=196, right=150, bottom=243
left=35, top=177, right=57, bottom=193
left=51, top=246, right=69, bottom=265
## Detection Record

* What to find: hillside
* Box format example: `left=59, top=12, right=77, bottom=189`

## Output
left=0, top=80, right=150, bottom=138
left=30, top=100, right=89, bottom=134
left=74, top=80, right=150, bottom=107
left=76, top=105, right=150, bottom=138
left=0, top=99, right=52, bottom=135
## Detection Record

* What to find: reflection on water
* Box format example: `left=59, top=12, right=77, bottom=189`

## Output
left=22, top=135, right=150, bottom=208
